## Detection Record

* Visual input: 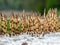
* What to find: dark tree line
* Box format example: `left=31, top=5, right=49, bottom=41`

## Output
left=0, top=0, right=60, bottom=12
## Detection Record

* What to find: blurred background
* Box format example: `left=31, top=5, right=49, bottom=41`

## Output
left=0, top=0, right=60, bottom=14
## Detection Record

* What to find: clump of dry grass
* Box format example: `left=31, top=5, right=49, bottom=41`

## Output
left=0, top=8, right=60, bottom=36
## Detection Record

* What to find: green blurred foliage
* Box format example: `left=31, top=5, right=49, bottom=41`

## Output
left=46, top=0, right=60, bottom=10
left=0, top=0, right=60, bottom=12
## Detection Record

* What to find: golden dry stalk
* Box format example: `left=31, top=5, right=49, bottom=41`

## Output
left=0, top=9, right=60, bottom=36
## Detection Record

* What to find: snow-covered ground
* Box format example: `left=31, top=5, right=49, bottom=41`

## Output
left=0, top=32, right=60, bottom=45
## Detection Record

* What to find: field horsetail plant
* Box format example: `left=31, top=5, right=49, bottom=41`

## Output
left=0, top=8, right=60, bottom=37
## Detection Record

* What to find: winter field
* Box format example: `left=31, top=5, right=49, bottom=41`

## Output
left=0, top=11, right=60, bottom=45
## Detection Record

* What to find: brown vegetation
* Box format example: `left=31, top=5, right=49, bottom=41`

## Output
left=0, top=9, right=60, bottom=36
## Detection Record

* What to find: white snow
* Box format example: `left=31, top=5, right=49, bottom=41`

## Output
left=0, top=32, right=60, bottom=45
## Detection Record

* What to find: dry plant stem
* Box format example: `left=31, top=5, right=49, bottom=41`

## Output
left=0, top=8, right=60, bottom=36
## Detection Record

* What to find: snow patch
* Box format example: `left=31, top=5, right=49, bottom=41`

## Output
left=0, top=32, right=60, bottom=45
